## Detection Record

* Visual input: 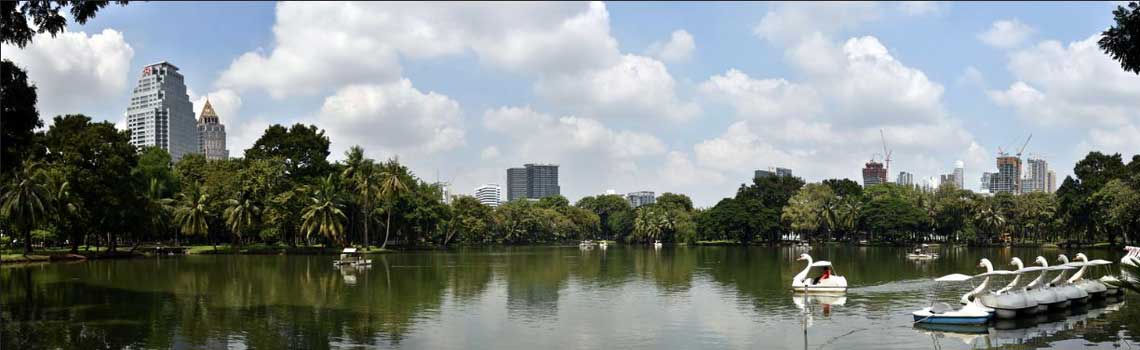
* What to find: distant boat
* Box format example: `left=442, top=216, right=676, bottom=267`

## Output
left=653, top=240, right=663, bottom=249
left=333, top=248, right=372, bottom=267
left=906, top=244, right=939, bottom=260
left=579, top=240, right=598, bottom=249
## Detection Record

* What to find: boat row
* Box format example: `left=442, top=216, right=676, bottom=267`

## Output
left=912, top=252, right=1127, bottom=325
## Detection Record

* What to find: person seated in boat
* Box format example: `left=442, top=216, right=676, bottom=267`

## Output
left=813, top=266, right=832, bottom=285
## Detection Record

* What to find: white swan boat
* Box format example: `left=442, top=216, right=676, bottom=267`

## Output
left=1051, top=254, right=1090, bottom=305
left=653, top=240, right=663, bottom=249
left=1024, top=256, right=1068, bottom=312
left=970, top=259, right=1031, bottom=319
left=1064, top=253, right=1108, bottom=299
left=980, top=257, right=1039, bottom=318
left=906, top=244, right=939, bottom=260
left=913, top=273, right=992, bottom=325
left=791, top=253, right=848, bottom=293
left=333, top=248, right=372, bottom=267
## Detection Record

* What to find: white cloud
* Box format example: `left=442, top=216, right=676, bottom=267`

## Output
left=988, top=34, right=1140, bottom=127
left=534, top=54, right=700, bottom=122
left=188, top=89, right=265, bottom=154
left=699, top=69, right=821, bottom=121
left=753, top=2, right=881, bottom=44
left=216, top=2, right=617, bottom=98
left=480, top=146, right=500, bottom=160
left=978, top=19, right=1035, bottom=49
left=694, top=121, right=798, bottom=172
left=191, top=89, right=243, bottom=124
left=646, top=29, right=695, bottom=63
left=898, top=1, right=946, bottom=16
left=316, top=79, right=465, bottom=158
left=957, top=65, right=986, bottom=88
left=1, top=29, right=134, bottom=121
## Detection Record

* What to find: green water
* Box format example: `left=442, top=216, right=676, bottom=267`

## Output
left=2, top=246, right=1137, bottom=349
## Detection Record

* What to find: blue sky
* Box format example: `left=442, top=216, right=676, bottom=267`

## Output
left=3, top=1, right=1137, bottom=206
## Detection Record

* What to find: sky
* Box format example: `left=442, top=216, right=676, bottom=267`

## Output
left=2, top=1, right=1138, bottom=207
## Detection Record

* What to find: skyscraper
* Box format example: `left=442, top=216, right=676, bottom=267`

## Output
left=474, top=184, right=502, bottom=207
left=126, top=62, right=198, bottom=161
left=506, top=168, right=528, bottom=202
left=1047, top=170, right=1057, bottom=193
left=775, top=167, right=793, bottom=177
left=993, top=156, right=1021, bottom=194
left=862, top=161, right=887, bottom=187
left=939, top=174, right=956, bottom=188
left=505, top=164, right=560, bottom=201
left=953, top=161, right=965, bottom=189
left=897, top=171, right=914, bottom=186
left=1023, top=158, right=1050, bottom=193
left=755, top=167, right=792, bottom=179
left=196, top=99, right=229, bottom=160
left=626, top=191, right=656, bottom=208
left=981, top=172, right=995, bottom=192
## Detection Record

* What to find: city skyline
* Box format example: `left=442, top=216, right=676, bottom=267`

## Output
left=1, top=2, right=1137, bottom=206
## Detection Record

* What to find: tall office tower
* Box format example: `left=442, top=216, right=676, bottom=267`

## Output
left=196, top=99, right=229, bottom=160
left=126, top=61, right=198, bottom=161
left=981, top=172, right=995, bottom=192
left=775, top=167, right=793, bottom=177
left=506, top=168, right=528, bottom=202
left=862, top=161, right=887, bottom=187
left=940, top=174, right=957, bottom=188
left=525, top=163, right=560, bottom=199
left=1046, top=170, right=1057, bottom=193
left=993, top=156, right=1022, bottom=194
left=754, top=169, right=776, bottom=179
left=626, top=191, right=656, bottom=208
left=1023, top=158, right=1050, bottom=193
left=897, top=171, right=914, bottom=186
left=474, top=184, right=502, bottom=208
left=953, top=161, right=965, bottom=189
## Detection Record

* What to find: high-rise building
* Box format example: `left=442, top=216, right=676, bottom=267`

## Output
left=505, top=164, right=560, bottom=201
left=953, top=162, right=965, bottom=189
left=776, top=167, right=793, bottom=177
left=626, top=191, right=656, bottom=208
left=993, top=156, right=1021, bottom=194
left=862, top=161, right=887, bottom=187
left=940, top=174, right=957, bottom=188
left=755, top=166, right=792, bottom=179
left=126, top=62, right=198, bottom=161
left=981, top=172, right=995, bottom=192
left=897, top=171, right=914, bottom=186
left=1023, top=158, right=1050, bottom=193
left=196, top=99, right=229, bottom=160
left=506, top=168, right=528, bottom=202
left=474, top=184, right=501, bottom=207
left=754, top=170, right=775, bottom=179
left=1047, top=170, right=1057, bottom=193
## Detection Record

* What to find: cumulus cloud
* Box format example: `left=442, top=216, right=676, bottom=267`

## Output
left=316, top=79, right=465, bottom=158
left=753, top=2, right=881, bottom=44
left=699, top=69, right=821, bottom=121
left=534, top=54, right=701, bottom=122
left=898, top=1, right=947, bottom=16
left=216, top=2, right=617, bottom=98
left=978, top=19, right=1035, bottom=48
left=1, top=29, right=134, bottom=122
left=646, top=29, right=695, bottom=63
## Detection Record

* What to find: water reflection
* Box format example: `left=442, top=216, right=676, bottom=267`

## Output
left=1, top=246, right=1136, bottom=349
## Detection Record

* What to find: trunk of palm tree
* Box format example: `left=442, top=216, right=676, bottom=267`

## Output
left=22, top=228, right=32, bottom=255
left=363, top=209, right=370, bottom=250
left=381, top=210, right=391, bottom=249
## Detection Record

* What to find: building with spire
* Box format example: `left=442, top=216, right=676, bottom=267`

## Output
left=197, top=99, right=229, bottom=160
left=126, top=61, right=197, bottom=161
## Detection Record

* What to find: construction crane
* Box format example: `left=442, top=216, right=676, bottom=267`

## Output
left=1015, top=134, right=1032, bottom=158
left=880, top=129, right=892, bottom=182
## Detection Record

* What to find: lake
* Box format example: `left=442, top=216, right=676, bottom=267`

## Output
left=2, top=246, right=1137, bottom=349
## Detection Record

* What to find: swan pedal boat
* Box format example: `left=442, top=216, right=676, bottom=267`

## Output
left=913, top=274, right=991, bottom=325
left=333, top=248, right=372, bottom=266
left=791, top=254, right=848, bottom=293
left=1062, top=253, right=1108, bottom=300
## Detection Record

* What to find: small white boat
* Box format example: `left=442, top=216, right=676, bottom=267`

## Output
left=333, top=248, right=372, bottom=267
left=599, top=241, right=608, bottom=249
left=913, top=273, right=992, bottom=325
left=1024, top=256, right=1068, bottom=312
left=653, top=240, right=663, bottom=249
left=906, top=244, right=939, bottom=260
left=579, top=240, right=598, bottom=249
left=1051, top=254, right=1089, bottom=305
left=791, top=254, right=848, bottom=293
left=979, top=257, right=1039, bottom=318
left=1063, top=253, right=1107, bottom=299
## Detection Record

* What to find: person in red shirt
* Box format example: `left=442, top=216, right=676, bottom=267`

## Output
left=813, top=267, right=832, bottom=285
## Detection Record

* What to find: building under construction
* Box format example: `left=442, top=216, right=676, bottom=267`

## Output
left=992, top=155, right=1022, bottom=194
left=862, top=161, right=887, bottom=187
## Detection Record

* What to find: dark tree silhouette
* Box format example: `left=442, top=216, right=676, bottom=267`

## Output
left=1, top=1, right=129, bottom=48
left=1099, top=2, right=1140, bottom=74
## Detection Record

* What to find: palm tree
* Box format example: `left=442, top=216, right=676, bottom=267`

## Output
left=975, top=206, right=1006, bottom=244
left=343, top=148, right=380, bottom=249
left=378, top=159, right=411, bottom=249
left=0, top=162, right=51, bottom=254
left=224, top=189, right=261, bottom=248
left=143, top=178, right=173, bottom=245
left=341, top=146, right=367, bottom=244
left=301, top=175, right=347, bottom=246
left=173, top=185, right=210, bottom=248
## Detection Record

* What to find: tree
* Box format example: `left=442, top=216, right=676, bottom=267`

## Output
left=1, top=60, right=42, bottom=177
left=172, top=185, right=210, bottom=248
left=781, top=184, right=835, bottom=242
left=300, top=175, right=347, bottom=246
left=245, top=124, right=331, bottom=181
left=444, top=196, right=493, bottom=245
left=341, top=146, right=380, bottom=248
left=536, top=195, right=570, bottom=209
left=1, top=1, right=128, bottom=48
left=224, top=191, right=261, bottom=248
left=1099, top=2, right=1140, bottom=74
left=633, top=205, right=671, bottom=243
left=142, top=178, right=173, bottom=244
left=822, top=178, right=863, bottom=199
left=575, top=194, right=633, bottom=241
left=377, top=158, right=412, bottom=249
left=657, top=192, right=693, bottom=212
left=0, top=162, right=51, bottom=254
